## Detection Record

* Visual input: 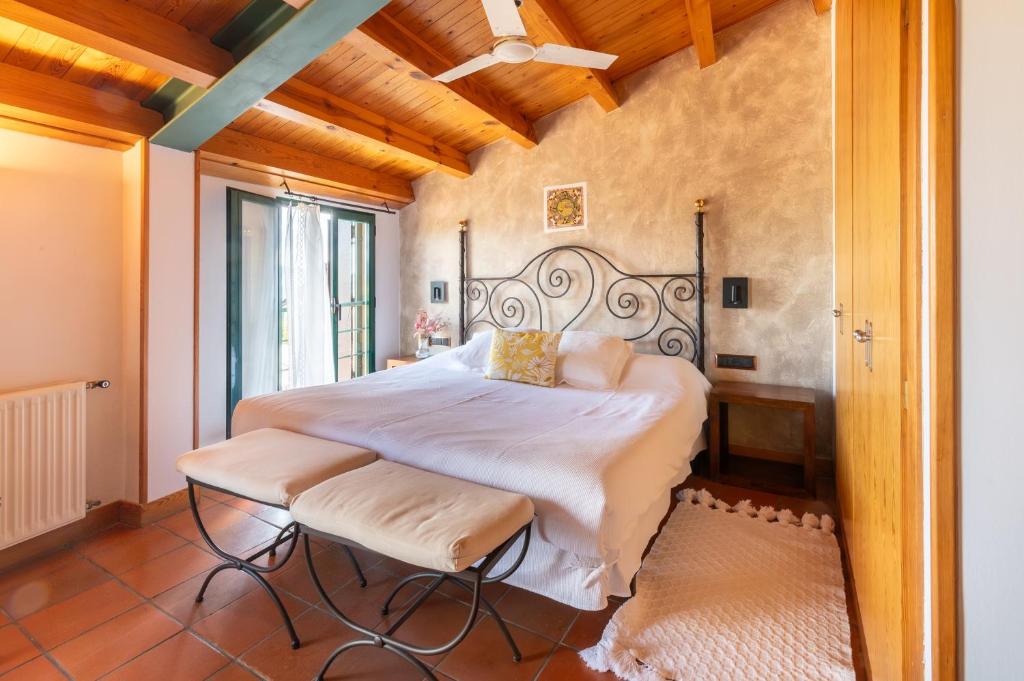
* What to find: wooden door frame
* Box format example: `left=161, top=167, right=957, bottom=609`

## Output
left=902, top=0, right=962, bottom=676
left=927, top=0, right=959, bottom=678
left=900, top=1, right=924, bottom=680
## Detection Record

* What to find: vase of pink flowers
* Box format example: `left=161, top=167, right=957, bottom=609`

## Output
left=413, top=310, right=447, bottom=359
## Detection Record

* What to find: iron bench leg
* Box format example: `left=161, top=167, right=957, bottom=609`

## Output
left=187, top=478, right=366, bottom=649
left=302, top=522, right=532, bottom=681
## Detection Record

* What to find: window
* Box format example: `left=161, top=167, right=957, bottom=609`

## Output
left=226, top=189, right=375, bottom=428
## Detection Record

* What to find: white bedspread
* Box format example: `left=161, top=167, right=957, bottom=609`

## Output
left=233, top=350, right=709, bottom=608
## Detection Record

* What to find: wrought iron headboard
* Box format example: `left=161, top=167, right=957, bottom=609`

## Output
left=458, top=200, right=707, bottom=372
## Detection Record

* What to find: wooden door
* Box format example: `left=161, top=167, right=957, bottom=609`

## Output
left=834, top=0, right=923, bottom=679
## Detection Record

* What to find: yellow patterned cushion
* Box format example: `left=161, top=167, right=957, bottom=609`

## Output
left=485, top=329, right=562, bottom=387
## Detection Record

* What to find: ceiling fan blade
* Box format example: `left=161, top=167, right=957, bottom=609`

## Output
left=534, top=43, right=619, bottom=69
left=433, top=53, right=501, bottom=83
left=481, top=0, right=527, bottom=37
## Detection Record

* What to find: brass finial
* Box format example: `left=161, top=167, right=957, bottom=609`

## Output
left=694, top=199, right=705, bottom=213
left=458, top=219, right=468, bottom=232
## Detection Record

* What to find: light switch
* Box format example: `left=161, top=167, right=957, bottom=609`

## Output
left=722, top=277, right=749, bottom=309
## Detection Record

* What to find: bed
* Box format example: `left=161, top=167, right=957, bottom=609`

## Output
left=234, top=208, right=709, bottom=610
left=234, top=347, right=708, bottom=609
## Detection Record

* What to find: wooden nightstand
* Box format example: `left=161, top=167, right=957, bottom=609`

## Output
left=709, top=381, right=817, bottom=497
left=385, top=355, right=420, bottom=369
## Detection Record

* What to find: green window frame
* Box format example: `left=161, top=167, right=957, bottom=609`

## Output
left=226, top=188, right=375, bottom=433
left=328, top=207, right=376, bottom=382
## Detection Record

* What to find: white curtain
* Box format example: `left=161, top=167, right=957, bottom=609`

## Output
left=283, top=202, right=334, bottom=389
left=240, top=200, right=278, bottom=397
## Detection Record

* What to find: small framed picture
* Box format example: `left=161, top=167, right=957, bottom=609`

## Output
left=543, top=182, right=587, bottom=233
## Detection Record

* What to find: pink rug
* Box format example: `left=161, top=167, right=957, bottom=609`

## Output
left=581, top=489, right=854, bottom=680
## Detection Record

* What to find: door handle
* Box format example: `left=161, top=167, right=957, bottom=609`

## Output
left=832, top=304, right=844, bottom=335
left=852, top=320, right=873, bottom=370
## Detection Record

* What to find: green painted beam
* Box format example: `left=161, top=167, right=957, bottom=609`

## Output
left=212, top=0, right=295, bottom=61
left=150, top=0, right=388, bottom=152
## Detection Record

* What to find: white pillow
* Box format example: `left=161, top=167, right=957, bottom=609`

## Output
left=556, top=331, right=634, bottom=390
left=454, top=329, right=494, bottom=371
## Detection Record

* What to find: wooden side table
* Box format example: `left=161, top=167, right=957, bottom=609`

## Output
left=385, top=355, right=420, bottom=369
left=709, top=381, right=817, bottom=496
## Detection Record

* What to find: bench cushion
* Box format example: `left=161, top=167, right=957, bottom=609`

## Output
left=291, top=460, right=534, bottom=572
left=176, top=428, right=376, bottom=507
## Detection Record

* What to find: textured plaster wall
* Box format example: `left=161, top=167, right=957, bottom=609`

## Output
left=399, top=0, right=834, bottom=457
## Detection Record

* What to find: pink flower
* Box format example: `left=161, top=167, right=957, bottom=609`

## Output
left=413, top=310, right=448, bottom=338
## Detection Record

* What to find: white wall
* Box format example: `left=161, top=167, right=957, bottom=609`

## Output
left=959, top=1, right=1024, bottom=676
left=120, top=142, right=144, bottom=503
left=145, top=146, right=195, bottom=501
left=196, top=175, right=400, bottom=446
left=0, top=129, right=131, bottom=504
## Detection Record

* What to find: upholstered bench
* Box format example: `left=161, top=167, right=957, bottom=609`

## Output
left=290, top=459, right=535, bottom=681
left=176, top=428, right=376, bottom=648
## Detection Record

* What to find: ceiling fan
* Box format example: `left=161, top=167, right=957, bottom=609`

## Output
left=432, top=0, right=619, bottom=83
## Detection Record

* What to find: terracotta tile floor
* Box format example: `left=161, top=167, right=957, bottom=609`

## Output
left=0, top=476, right=851, bottom=680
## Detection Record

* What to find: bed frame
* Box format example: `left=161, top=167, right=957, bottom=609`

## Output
left=458, top=200, right=707, bottom=371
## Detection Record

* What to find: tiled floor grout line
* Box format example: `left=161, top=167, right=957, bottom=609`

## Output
left=531, top=608, right=582, bottom=680
left=92, top=499, right=314, bottom=680
left=4, top=610, right=75, bottom=680
left=1, top=520, right=204, bottom=681
left=14, top=499, right=264, bottom=680
left=72, top=543, right=204, bottom=678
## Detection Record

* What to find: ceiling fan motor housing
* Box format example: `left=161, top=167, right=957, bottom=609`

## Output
left=493, top=37, right=537, bottom=63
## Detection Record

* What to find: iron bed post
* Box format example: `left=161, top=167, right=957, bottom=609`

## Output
left=695, top=198, right=706, bottom=373
left=459, top=219, right=468, bottom=345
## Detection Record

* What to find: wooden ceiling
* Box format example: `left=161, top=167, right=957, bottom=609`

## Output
left=0, top=0, right=831, bottom=205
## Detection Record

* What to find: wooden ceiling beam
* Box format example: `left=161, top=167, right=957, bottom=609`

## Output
left=0, top=114, right=133, bottom=151
left=0, top=62, right=162, bottom=139
left=260, top=80, right=470, bottom=178
left=0, top=0, right=466, bottom=177
left=684, top=0, right=717, bottom=69
left=521, top=0, right=619, bottom=112
left=0, top=0, right=234, bottom=87
left=350, top=12, right=538, bottom=149
left=150, top=0, right=388, bottom=152
left=199, top=158, right=393, bottom=208
left=201, top=127, right=414, bottom=204
left=811, top=0, right=833, bottom=14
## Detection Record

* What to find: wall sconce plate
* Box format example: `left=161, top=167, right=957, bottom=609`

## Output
left=430, top=281, right=448, bottom=304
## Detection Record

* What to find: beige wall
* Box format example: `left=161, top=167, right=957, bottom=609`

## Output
left=0, top=129, right=134, bottom=503
left=120, top=141, right=144, bottom=503
left=399, top=0, right=834, bottom=456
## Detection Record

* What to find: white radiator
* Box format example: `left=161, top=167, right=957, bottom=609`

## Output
left=0, top=382, right=87, bottom=549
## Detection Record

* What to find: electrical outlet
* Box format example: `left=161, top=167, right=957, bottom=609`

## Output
left=716, top=353, right=757, bottom=370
